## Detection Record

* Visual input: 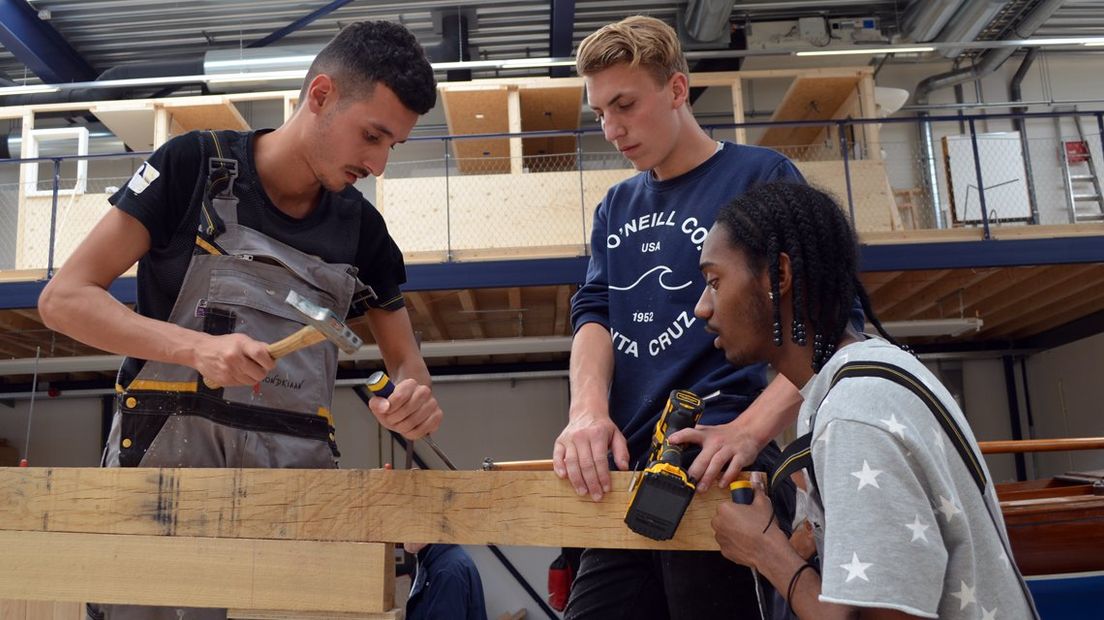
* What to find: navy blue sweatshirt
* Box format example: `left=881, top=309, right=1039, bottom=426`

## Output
left=571, top=142, right=804, bottom=464
left=407, top=544, right=487, bottom=620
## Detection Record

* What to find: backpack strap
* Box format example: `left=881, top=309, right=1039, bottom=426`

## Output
left=771, top=360, right=986, bottom=498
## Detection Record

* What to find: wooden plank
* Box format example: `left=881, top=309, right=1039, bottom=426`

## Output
left=757, top=76, right=862, bottom=149
left=1002, top=287, right=1104, bottom=338
left=799, top=159, right=897, bottom=232
left=0, top=468, right=725, bottom=551
left=0, top=530, right=391, bottom=612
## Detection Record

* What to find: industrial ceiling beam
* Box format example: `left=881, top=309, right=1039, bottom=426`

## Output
left=0, top=0, right=95, bottom=83
left=248, top=0, right=356, bottom=48
left=549, top=0, right=576, bottom=78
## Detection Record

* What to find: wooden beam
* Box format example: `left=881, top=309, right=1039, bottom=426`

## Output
left=553, top=285, right=572, bottom=336
left=869, top=270, right=946, bottom=316
left=0, top=600, right=81, bottom=620
left=0, top=468, right=725, bottom=551
left=882, top=268, right=998, bottom=320
left=978, top=265, right=1104, bottom=334
left=730, top=79, right=746, bottom=145
left=860, top=270, right=904, bottom=297
left=508, top=288, right=524, bottom=337
left=0, top=530, right=392, bottom=613
left=406, top=292, right=446, bottom=341
left=1002, top=288, right=1104, bottom=339
left=458, top=290, right=486, bottom=338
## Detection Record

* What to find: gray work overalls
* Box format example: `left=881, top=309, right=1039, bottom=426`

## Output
left=91, top=132, right=367, bottom=620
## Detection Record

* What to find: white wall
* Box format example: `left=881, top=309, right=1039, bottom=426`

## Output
left=1025, top=331, right=1104, bottom=478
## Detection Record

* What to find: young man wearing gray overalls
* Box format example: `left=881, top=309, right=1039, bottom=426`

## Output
left=39, top=21, right=443, bottom=620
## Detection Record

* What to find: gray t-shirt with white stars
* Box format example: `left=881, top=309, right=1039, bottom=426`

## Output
left=797, top=338, right=1036, bottom=619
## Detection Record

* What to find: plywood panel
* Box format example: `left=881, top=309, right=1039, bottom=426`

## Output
left=379, top=168, right=633, bottom=255
left=758, top=76, right=862, bottom=149
left=165, top=100, right=250, bottom=134
left=441, top=88, right=511, bottom=174
left=519, top=86, right=583, bottom=170
left=0, top=530, right=391, bottom=613
left=794, top=159, right=899, bottom=232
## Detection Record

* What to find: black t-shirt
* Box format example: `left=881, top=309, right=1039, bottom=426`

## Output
left=111, top=130, right=407, bottom=326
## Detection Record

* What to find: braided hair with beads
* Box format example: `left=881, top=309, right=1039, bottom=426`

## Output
left=715, top=181, right=899, bottom=372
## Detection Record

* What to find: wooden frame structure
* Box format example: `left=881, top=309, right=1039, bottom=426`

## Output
left=0, top=467, right=726, bottom=617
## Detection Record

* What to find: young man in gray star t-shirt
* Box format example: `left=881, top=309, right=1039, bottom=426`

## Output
left=694, top=182, right=1037, bottom=618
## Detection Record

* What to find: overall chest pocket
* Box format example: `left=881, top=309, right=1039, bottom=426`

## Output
left=205, top=262, right=343, bottom=415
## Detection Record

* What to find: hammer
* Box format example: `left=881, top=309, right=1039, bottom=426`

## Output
left=203, top=290, right=362, bottom=389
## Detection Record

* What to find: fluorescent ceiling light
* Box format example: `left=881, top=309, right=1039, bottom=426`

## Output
left=500, top=58, right=576, bottom=69
left=796, top=46, right=935, bottom=57
left=872, top=318, right=983, bottom=338
left=205, top=55, right=316, bottom=70
left=205, top=69, right=307, bottom=84
left=0, top=84, right=60, bottom=95
left=1083, top=42, right=1104, bottom=47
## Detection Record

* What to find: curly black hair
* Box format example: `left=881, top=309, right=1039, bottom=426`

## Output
left=715, top=181, right=897, bottom=372
left=302, top=21, right=437, bottom=115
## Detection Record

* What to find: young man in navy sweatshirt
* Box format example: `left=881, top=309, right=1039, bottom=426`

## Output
left=551, top=15, right=805, bottom=619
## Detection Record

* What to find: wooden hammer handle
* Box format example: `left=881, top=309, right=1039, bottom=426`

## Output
left=203, top=325, right=327, bottom=390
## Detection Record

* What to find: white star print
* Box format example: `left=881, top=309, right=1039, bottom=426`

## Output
left=816, top=421, right=832, bottom=445
left=881, top=414, right=906, bottom=438
left=937, top=494, right=961, bottom=521
left=851, top=460, right=883, bottom=490
left=999, top=550, right=1010, bottom=567
left=904, top=515, right=930, bottom=542
left=981, top=606, right=998, bottom=620
left=839, top=552, right=873, bottom=583
left=950, top=580, right=976, bottom=610
left=931, top=428, right=946, bottom=454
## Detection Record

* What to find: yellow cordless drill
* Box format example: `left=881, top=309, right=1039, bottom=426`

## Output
left=624, top=389, right=705, bottom=540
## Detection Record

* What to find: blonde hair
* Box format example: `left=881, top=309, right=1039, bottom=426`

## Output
left=575, top=15, right=689, bottom=85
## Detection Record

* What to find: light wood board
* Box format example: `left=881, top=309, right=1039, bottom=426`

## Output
left=0, top=467, right=725, bottom=551
left=0, top=530, right=391, bottom=612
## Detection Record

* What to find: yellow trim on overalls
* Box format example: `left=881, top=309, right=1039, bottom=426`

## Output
left=126, top=380, right=199, bottom=393
left=194, top=235, right=223, bottom=255
left=317, top=406, right=335, bottom=427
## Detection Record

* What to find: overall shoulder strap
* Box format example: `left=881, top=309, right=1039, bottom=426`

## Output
left=193, top=130, right=240, bottom=252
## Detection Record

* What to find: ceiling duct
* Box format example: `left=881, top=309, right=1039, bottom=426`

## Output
left=684, top=0, right=734, bottom=43
left=2, top=58, right=206, bottom=106
left=936, top=0, right=1011, bottom=58
left=915, top=0, right=1066, bottom=104
left=902, top=0, right=967, bottom=42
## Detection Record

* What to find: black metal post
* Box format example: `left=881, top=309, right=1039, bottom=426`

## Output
left=1001, top=356, right=1027, bottom=481
left=839, top=120, right=856, bottom=224
left=46, top=158, right=61, bottom=277
left=967, top=118, right=991, bottom=240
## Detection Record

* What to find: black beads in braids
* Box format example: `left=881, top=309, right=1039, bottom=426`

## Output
left=714, top=181, right=861, bottom=372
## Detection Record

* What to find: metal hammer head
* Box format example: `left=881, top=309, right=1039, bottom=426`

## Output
left=285, top=290, right=363, bottom=354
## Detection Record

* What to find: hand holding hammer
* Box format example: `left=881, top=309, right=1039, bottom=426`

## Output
left=203, top=290, right=362, bottom=389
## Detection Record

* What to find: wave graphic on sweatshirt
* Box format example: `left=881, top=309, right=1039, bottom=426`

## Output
left=609, top=265, right=694, bottom=291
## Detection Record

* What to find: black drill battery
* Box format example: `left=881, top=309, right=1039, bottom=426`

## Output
left=625, top=389, right=704, bottom=540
